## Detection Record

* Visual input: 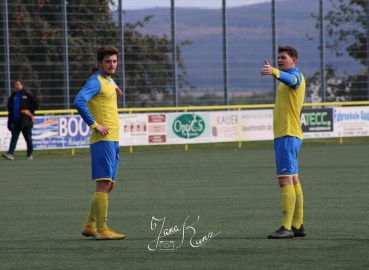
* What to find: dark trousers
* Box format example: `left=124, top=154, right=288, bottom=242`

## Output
left=8, top=120, right=33, bottom=156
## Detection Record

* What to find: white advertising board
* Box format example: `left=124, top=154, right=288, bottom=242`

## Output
left=210, top=110, right=273, bottom=142
left=333, top=106, right=369, bottom=137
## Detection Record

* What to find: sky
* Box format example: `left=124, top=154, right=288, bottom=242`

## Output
left=117, top=0, right=271, bottom=10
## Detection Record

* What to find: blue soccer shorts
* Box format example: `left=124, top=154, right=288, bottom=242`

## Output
left=90, top=141, right=120, bottom=182
left=274, top=136, right=302, bottom=177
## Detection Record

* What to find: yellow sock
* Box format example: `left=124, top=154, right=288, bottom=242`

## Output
left=281, top=185, right=296, bottom=230
left=292, top=183, right=304, bottom=229
left=84, top=198, right=96, bottom=227
left=93, top=192, right=108, bottom=231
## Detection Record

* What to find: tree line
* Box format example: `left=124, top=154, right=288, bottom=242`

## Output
left=0, top=0, right=193, bottom=109
left=0, top=0, right=367, bottom=109
left=306, top=0, right=369, bottom=102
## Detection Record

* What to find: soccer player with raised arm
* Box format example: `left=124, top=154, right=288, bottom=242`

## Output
left=260, top=46, right=306, bottom=239
left=74, top=45, right=125, bottom=240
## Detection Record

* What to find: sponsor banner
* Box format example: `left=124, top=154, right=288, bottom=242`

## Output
left=119, top=113, right=167, bottom=145
left=120, top=114, right=148, bottom=145
left=0, top=116, right=90, bottom=151
left=333, top=106, right=369, bottom=137
left=167, top=112, right=211, bottom=144
left=210, top=111, right=241, bottom=142
left=238, top=109, right=273, bottom=141
left=0, top=118, right=27, bottom=151
left=2, top=106, right=368, bottom=152
left=148, top=114, right=167, bottom=144
left=33, top=115, right=90, bottom=149
left=301, top=108, right=335, bottom=138
left=210, top=110, right=273, bottom=142
left=149, top=135, right=166, bottom=143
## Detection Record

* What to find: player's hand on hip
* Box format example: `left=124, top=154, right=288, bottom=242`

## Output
left=116, top=88, right=123, bottom=100
left=260, top=59, right=273, bottom=75
left=95, top=124, right=109, bottom=136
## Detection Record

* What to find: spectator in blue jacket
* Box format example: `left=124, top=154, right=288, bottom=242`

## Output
left=2, top=80, right=40, bottom=160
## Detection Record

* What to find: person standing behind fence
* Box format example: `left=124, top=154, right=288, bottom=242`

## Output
left=74, top=45, right=125, bottom=240
left=260, top=46, right=306, bottom=239
left=2, top=80, right=40, bottom=160
left=90, top=64, right=123, bottom=100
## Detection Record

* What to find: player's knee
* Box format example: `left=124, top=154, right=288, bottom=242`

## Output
left=95, top=180, right=112, bottom=193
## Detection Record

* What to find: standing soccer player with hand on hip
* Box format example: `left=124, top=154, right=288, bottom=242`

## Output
left=74, top=45, right=125, bottom=240
left=260, top=46, right=306, bottom=239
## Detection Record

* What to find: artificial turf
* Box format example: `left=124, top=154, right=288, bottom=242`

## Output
left=1, top=142, right=369, bottom=269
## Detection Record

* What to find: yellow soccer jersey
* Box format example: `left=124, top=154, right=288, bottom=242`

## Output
left=74, top=71, right=119, bottom=144
left=273, top=67, right=305, bottom=139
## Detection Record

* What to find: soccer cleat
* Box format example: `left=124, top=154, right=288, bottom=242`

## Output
left=292, top=224, right=306, bottom=237
left=2, top=153, right=14, bottom=160
left=268, top=226, right=294, bottom=239
left=26, top=155, right=33, bottom=160
left=82, top=226, right=97, bottom=238
left=95, top=228, right=125, bottom=240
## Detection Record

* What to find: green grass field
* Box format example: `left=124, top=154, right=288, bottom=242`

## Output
left=1, top=142, right=369, bottom=269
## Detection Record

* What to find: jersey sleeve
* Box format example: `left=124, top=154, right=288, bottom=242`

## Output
left=111, top=78, right=118, bottom=88
left=272, top=68, right=302, bottom=89
left=74, top=78, right=101, bottom=127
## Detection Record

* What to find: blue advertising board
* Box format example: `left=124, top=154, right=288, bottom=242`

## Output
left=33, top=115, right=90, bottom=149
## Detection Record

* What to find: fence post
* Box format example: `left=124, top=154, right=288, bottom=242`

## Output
left=3, top=0, right=11, bottom=97
left=118, top=0, right=126, bottom=108
left=171, top=0, right=178, bottom=107
left=319, top=0, right=326, bottom=102
left=184, top=107, right=188, bottom=150
left=62, top=0, right=70, bottom=109
left=366, top=1, right=369, bottom=100
left=222, top=0, right=229, bottom=106
left=338, top=103, right=343, bottom=144
left=70, top=110, right=75, bottom=155
left=271, top=0, right=277, bottom=101
left=238, top=106, right=242, bottom=148
left=128, top=109, right=133, bottom=153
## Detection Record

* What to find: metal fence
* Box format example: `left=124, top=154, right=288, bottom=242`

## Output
left=1, top=0, right=368, bottom=110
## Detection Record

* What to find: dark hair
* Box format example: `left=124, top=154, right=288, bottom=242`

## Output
left=14, top=80, right=23, bottom=85
left=278, top=46, right=298, bottom=59
left=90, top=65, right=99, bottom=74
left=97, top=45, right=119, bottom=63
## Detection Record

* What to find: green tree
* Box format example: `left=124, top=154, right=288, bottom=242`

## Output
left=66, top=0, right=120, bottom=107
left=305, top=65, right=351, bottom=102
left=2, top=0, right=119, bottom=109
left=313, top=0, right=367, bottom=64
left=1, top=0, right=193, bottom=109
left=309, top=0, right=367, bottom=101
left=3, top=1, right=43, bottom=91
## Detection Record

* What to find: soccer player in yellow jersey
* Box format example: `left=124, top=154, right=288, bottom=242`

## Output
left=260, top=46, right=306, bottom=239
left=74, top=45, right=125, bottom=240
